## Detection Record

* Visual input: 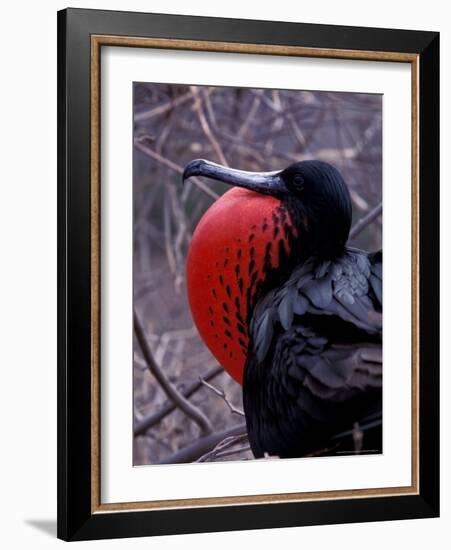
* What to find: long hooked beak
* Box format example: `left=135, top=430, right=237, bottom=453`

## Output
left=183, top=159, right=287, bottom=197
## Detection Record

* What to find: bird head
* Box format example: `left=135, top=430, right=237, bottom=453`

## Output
left=183, top=159, right=352, bottom=384
left=184, top=159, right=352, bottom=257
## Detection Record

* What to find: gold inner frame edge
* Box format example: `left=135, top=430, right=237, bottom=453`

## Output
left=90, top=35, right=420, bottom=514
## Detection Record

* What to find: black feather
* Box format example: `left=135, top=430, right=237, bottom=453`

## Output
left=243, top=248, right=383, bottom=458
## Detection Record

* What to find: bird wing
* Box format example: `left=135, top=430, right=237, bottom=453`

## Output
left=244, top=321, right=382, bottom=457
left=244, top=249, right=383, bottom=457
left=250, top=248, right=382, bottom=363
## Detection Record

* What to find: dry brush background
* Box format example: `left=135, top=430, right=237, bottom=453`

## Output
left=133, top=83, right=382, bottom=465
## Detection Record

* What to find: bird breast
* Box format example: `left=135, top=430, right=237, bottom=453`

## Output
left=186, top=187, right=295, bottom=384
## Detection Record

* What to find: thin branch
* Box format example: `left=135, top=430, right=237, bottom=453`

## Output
left=196, top=433, right=249, bottom=463
left=134, top=310, right=214, bottom=436
left=349, top=201, right=382, bottom=239
left=134, top=365, right=223, bottom=436
left=288, top=113, right=307, bottom=149
left=134, top=137, right=219, bottom=200
left=163, top=191, right=177, bottom=274
left=349, top=188, right=369, bottom=212
left=154, top=325, right=198, bottom=365
left=199, top=378, right=245, bottom=416
left=225, top=94, right=261, bottom=156
left=134, top=91, right=193, bottom=122
left=157, top=423, right=247, bottom=464
left=214, top=445, right=252, bottom=459
left=202, top=87, right=219, bottom=127
left=190, top=86, right=229, bottom=166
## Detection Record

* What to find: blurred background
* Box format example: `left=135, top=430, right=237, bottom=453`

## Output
left=133, top=83, right=382, bottom=465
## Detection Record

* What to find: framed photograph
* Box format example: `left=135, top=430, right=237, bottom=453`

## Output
left=57, top=8, right=439, bottom=541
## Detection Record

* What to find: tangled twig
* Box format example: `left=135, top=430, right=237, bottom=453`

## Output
left=134, top=310, right=214, bottom=436
left=199, top=378, right=245, bottom=416
left=196, top=433, right=249, bottom=463
left=134, top=365, right=223, bottom=436
left=157, top=423, right=247, bottom=464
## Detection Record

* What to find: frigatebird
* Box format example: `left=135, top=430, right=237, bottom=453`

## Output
left=183, top=159, right=382, bottom=458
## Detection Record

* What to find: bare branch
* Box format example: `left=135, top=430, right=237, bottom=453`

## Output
left=163, top=192, right=177, bottom=274
left=199, top=378, right=245, bottom=416
left=190, top=86, right=229, bottom=166
left=134, top=365, right=223, bottom=436
left=349, top=201, right=382, bottom=240
left=134, top=137, right=219, bottom=200
left=214, top=445, right=252, bottom=459
left=196, top=433, right=249, bottom=463
left=134, top=91, right=193, bottom=122
left=226, top=94, right=261, bottom=156
left=157, top=423, right=247, bottom=464
left=134, top=310, right=214, bottom=436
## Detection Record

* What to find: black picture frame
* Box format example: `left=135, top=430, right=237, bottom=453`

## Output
left=57, top=7, right=439, bottom=541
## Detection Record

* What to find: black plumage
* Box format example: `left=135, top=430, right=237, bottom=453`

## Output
left=244, top=250, right=382, bottom=458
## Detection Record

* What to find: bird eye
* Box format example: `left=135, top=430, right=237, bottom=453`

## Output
left=292, top=174, right=304, bottom=191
